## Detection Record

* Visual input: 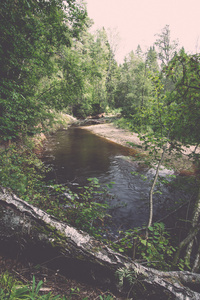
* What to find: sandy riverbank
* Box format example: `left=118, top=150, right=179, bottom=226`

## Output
left=80, top=123, right=143, bottom=148
left=80, top=122, right=197, bottom=175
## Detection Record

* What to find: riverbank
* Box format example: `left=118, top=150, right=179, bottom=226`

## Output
left=31, top=113, right=77, bottom=157
left=80, top=122, right=197, bottom=175
left=0, top=114, right=126, bottom=300
left=80, top=123, right=143, bottom=149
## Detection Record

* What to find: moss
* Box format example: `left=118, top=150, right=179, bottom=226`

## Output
left=33, top=223, right=69, bottom=248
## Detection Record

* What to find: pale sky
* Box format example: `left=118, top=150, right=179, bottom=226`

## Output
left=86, top=0, right=200, bottom=64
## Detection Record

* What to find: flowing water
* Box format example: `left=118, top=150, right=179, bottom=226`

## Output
left=42, top=127, right=188, bottom=231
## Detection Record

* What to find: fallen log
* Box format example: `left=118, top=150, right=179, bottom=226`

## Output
left=0, top=187, right=200, bottom=299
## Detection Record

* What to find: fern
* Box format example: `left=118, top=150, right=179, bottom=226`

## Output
left=116, top=267, right=135, bottom=288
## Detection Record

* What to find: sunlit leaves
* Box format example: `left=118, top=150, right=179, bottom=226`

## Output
left=0, top=0, right=87, bottom=141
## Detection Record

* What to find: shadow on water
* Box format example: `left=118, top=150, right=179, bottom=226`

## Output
left=42, top=127, right=192, bottom=230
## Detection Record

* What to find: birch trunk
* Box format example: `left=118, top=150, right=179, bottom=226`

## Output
left=148, top=144, right=167, bottom=228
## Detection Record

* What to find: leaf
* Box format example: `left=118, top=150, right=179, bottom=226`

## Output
left=119, top=248, right=124, bottom=253
left=141, top=240, right=147, bottom=246
left=148, top=226, right=154, bottom=231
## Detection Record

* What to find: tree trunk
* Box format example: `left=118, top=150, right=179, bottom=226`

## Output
left=148, top=143, right=167, bottom=228
left=173, top=186, right=200, bottom=272
left=1, top=187, right=200, bottom=299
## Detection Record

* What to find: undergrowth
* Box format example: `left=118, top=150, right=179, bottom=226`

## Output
left=0, top=272, right=114, bottom=299
left=110, top=222, right=177, bottom=271
left=0, top=143, right=190, bottom=272
left=0, top=145, right=112, bottom=238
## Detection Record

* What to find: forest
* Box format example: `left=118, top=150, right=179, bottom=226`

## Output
left=0, top=0, right=200, bottom=299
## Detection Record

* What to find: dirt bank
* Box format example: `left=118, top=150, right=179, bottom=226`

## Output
left=80, top=123, right=143, bottom=148
left=80, top=123, right=198, bottom=175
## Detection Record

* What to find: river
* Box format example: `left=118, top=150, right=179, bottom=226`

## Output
left=42, top=127, right=189, bottom=231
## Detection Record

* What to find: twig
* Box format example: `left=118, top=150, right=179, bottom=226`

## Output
left=155, top=199, right=191, bottom=223
left=12, top=270, right=29, bottom=284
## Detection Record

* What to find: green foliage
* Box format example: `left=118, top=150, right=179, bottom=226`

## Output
left=0, top=0, right=87, bottom=141
left=69, top=27, right=119, bottom=118
left=131, top=50, right=200, bottom=169
left=114, top=49, right=156, bottom=119
left=0, top=143, right=111, bottom=237
left=113, top=223, right=176, bottom=271
left=98, top=295, right=114, bottom=300
left=0, top=272, right=114, bottom=299
left=114, top=117, right=134, bottom=131
left=115, top=42, right=200, bottom=270
left=115, top=266, right=146, bottom=298
left=131, top=49, right=200, bottom=156
left=0, top=146, right=47, bottom=198
left=0, top=273, right=61, bottom=300
left=114, top=116, right=146, bottom=132
left=43, top=178, right=112, bottom=236
left=116, top=267, right=136, bottom=288
left=0, top=272, right=20, bottom=299
left=155, top=25, right=178, bottom=68
left=165, top=52, right=200, bottom=148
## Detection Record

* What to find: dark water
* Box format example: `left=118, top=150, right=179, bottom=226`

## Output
left=42, top=127, right=187, bottom=230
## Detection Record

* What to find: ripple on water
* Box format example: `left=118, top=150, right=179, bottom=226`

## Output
left=42, top=128, right=191, bottom=230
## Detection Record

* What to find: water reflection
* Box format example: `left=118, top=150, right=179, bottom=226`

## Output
left=43, top=127, right=137, bottom=183
left=42, top=127, right=188, bottom=230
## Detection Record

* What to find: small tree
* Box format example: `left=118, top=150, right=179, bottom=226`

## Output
left=137, top=50, right=200, bottom=271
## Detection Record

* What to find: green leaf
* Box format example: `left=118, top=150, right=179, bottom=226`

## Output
left=119, top=248, right=124, bottom=253
left=141, top=240, right=147, bottom=246
left=148, top=226, right=154, bottom=231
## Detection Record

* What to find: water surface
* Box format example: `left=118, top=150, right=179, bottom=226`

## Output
left=42, top=127, right=187, bottom=230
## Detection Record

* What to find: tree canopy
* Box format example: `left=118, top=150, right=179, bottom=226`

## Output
left=0, top=0, right=87, bottom=141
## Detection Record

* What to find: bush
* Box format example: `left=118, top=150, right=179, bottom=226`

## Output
left=112, top=223, right=176, bottom=271
left=44, top=178, right=112, bottom=237
left=0, top=145, right=47, bottom=199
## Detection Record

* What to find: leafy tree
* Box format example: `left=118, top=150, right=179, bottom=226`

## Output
left=135, top=44, right=143, bottom=58
left=135, top=49, right=200, bottom=271
left=115, top=51, right=143, bottom=116
left=88, top=28, right=110, bottom=114
left=165, top=51, right=200, bottom=271
left=71, top=27, right=115, bottom=118
left=146, top=46, right=159, bottom=74
left=105, top=28, right=121, bottom=108
left=165, top=50, right=200, bottom=146
left=114, top=49, right=155, bottom=121
left=155, top=24, right=179, bottom=92
left=155, top=25, right=179, bottom=68
left=0, top=0, right=87, bottom=141
left=105, top=54, right=119, bottom=109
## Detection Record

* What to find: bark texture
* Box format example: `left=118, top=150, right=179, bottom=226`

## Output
left=148, top=144, right=167, bottom=228
left=1, top=187, right=200, bottom=299
left=173, top=186, right=200, bottom=273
